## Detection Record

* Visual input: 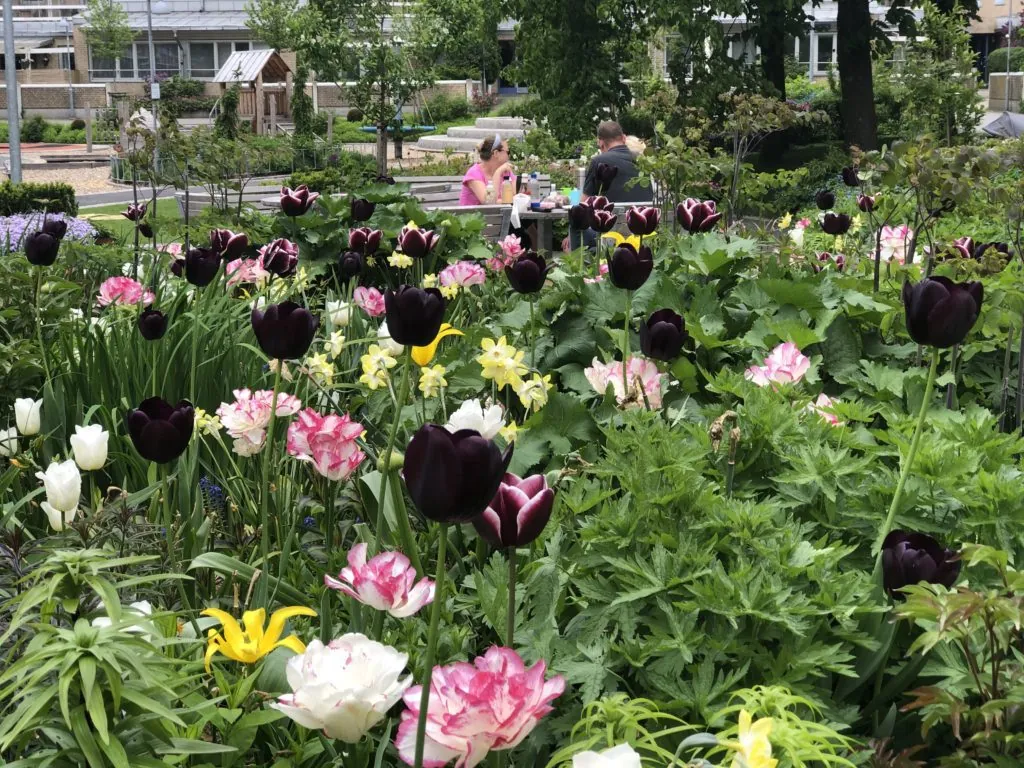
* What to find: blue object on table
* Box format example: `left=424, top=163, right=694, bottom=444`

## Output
left=358, top=125, right=436, bottom=134
left=568, top=188, right=582, bottom=206
left=530, top=202, right=542, bottom=211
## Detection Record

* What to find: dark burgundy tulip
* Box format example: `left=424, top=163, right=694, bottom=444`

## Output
left=594, top=162, right=619, bottom=190
left=815, top=189, right=836, bottom=210
left=280, top=185, right=319, bottom=217
left=902, top=276, right=983, bottom=349
left=586, top=195, right=615, bottom=213
left=137, top=308, right=168, bottom=340
left=639, top=308, right=687, bottom=361
left=138, top=221, right=154, bottom=239
left=126, top=397, right=194, bottom=464
left=260, top=238, right=299, bottom=278
left=397, top=226, right=439, bottom=259
left=404, top=424, right=513, bottom=523
left=608, top=243, right=653, bottom=290
left=183, top=247, right=221, bottom=287
left=24, top=231, right=59, bottom=266
left=625, top=206, right=661, bottom=236
left=472, top=473, right=554, bottom=548
left=841, top=166, right=861, bottom=187
left=122, top=203, right=147, bottom=222
left=384, top=285, right=445, bottom=346
left=973, top=241, right=1010, bottom=260
left=349, top=227, right=382, bottom=255
left=568, top=204, right=593, bottom=230
left=950, top=236, right=974, bottom=259
left=505, top=251, right=550, bottom=294
left=350, top=198, right=376, bottom=222
left=676, top=198, right=722, bottom=233
left=857, top=194, right=875, bottom=213
left=42, top=218, right=68, bottom=240
left=812, top=252, right=845, bottom=273
left=210, top=228, right=248, bottom=259
left=338, top=250, right=364, bottom=280
left=591, top=210, right=618, bottom=233
left=882, top=530, right=961, bottom=598
left=377, top=174, right=396, bottom=185
left=821, top=212, right=851, bottom=236
left=251, top=300, right=319, bottom=360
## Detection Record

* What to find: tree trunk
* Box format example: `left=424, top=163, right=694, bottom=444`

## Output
left=837, top=0, right=878, bottom=150
left=757, top=20, right=787, bottom=98
left=376, top=125, right=388, bottom=177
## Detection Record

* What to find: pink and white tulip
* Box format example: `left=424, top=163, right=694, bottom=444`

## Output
left=225, top=258, right=271, bottom=289
left=744, top=342, right=811, bottom=387
left=879, top=225, right=915, bottom=264
left=439, top=261, right=486, bottom=289
left=96, top=277, right=154, bottom=307
left=325, top=543, right=434, bottom=617
left=584, top=356, right=664, bottom=409
left=395, top=646, right=565, bottom=768
left=286, top=408, right=365, bottom=481
left=216, top=388, right=302, bottom=456
left=354, top=286, right=386, bottom=317
left=807, top=393, right=843, bottom=426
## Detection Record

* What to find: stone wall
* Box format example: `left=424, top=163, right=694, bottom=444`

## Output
left=989, top=73, right=1022, bottom=112
left=0, top=84, right=109, bottom=116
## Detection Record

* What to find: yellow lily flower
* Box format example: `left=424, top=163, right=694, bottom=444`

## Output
left=601, top=231, right=654, bottom=250
left=412, top=323, right=464, bottom=367
left=730, top=710, right=777, bottom=768
left=201, top=605, right=317, bottom=672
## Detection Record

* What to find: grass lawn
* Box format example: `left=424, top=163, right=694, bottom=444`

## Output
left=79, top=198, right=183, bottom=241
left=330, top=118, right=478, bottom=144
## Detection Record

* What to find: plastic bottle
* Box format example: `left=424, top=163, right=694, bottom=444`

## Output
left=485, top=181, right=495, bottom=204
left=530, top=172, right=540, bottom=201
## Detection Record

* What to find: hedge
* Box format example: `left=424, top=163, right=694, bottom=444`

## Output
left=0, top=181, right=78, bottom=217
left=988, top=47, right=1024, bottom=75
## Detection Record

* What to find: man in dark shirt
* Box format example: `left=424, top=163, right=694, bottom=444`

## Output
left=583, top=120, right=652, bottom=202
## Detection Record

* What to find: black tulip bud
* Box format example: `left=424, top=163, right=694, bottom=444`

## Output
left=42, top=218, right=68, bottom=240
left=858, top=194, right=875, bottom=213
left=338, top=250, right=364, bottom=280
left=505, top=251, right=550, bottom=294
left=24, top=231, right=60, bottom=266
left=184, top=247, right=221, bottom=287
left=350, top=198, right=376, bottom=222
left=591, top=210, right=618, bottom=234
left=841, top=166, right=861, bottom=187
left=815, top=189, right=836, bottom=210
left=568, top=204, right=593, bottom=230
left=260, top=238, right=298, bottom=278
left=137, top=308, right=168, bottom=340
left=625, top=206, right=661, bottom=237
left=251, top=300, right=319, bottom=360
left=881, top=530, right=961, bottom=599
left=384, top=285, right=445, bottom=346
left=127, top=397, right=194, bottom=464
left=902, top=276, right=983, bottom=349
left=639, top=308, right=687, bottom=361
left=607, top=243, right=653, bottom=290
left=821, top=213, right=851, bottom=236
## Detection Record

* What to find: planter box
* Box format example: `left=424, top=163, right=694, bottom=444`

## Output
left=989, top=73, right=1023, bottom=112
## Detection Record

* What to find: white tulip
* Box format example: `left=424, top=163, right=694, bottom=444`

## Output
left=0, top=427, right=17, bottom=457
left=326, top=300, right=352, bottom=328
left=36, top=459, right=81, bottom=531
left=788, top=227, right=805, bottom=248
left=92, top=600, right=155, bottom=642
left=377, top=321, right=405, bottom=356
left=70, top=424, right=109, bottom=471
left=14, top=398, right=41, bottom=436
left=271, top=633, right=412, bottom=743
left=572, top=744, right=642, bottom=768
left=445, top=399, right=504, bottom=440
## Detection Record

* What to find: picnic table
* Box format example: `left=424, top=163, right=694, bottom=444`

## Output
left=517, top=208, right=568, bottom=253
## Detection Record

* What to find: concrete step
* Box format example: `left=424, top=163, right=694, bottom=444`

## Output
left=473, top=117, right=530, bottom=130
left=415, top=135, right=480, bottom=153
left=447, top=126, right=526, bottom=140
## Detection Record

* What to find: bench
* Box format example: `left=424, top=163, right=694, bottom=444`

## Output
left=393, top=175, right=553, bottom=209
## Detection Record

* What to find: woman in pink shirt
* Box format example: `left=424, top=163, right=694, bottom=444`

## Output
left=460, top=135, right=515, bottom=206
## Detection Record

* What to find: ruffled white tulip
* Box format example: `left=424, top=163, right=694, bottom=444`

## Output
left=70, top=424, right=109, bottom=471
left=36, top=459, right=81, bottom=531
left=326, top=300, right=352, bottom=328
left=0, top=427, right=17, bottom=457
left=377, top=321, right=405, bottom=356
left=92, top=600, right=155, bottom=642
left=14, top=398, right=41, bottom=436
left=445, top=398, right=504, bottom=440
left=272, top=633, right=412, bottom=743
left=572, top=744, right=642, bottom=768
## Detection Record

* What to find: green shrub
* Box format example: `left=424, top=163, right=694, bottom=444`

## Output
left=0, top=181, right=77, bottom=216
left=287, top=149, right=377, bottom=193
left=159, top=75, right=205, bottom=99
left=495, top=95, right=541, bottom=120
left=69, top=118, right=86, bottom=130
left=346, top=108, right=364, bottom=122
left=987, top=46, right=1024, bottom=74
left=423, top=93, right=472, bottom=124
left=22, top=116, right=47, bottom=143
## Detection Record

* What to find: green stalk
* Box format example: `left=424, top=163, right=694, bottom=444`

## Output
left=373, top=349, right=413, bottom=553
left=872, top=348, right=941, bottom=563
left=390, top=469, right=424, bottom=576
left=506, top=548, right=517, bottom=648
left=189, top=286, right=202, bottom=402
left=622, top=289, right=633, bottom=397
left=529, top=298, right=536, bottom=369
left=34, top=267, right=51, bottom=383
left=413, top=523, right=447, bottom=768
left=257, top=364, right=283, bottom=607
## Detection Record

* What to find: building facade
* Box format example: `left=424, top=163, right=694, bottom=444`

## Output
left=2, top=0, right=83, bottom=84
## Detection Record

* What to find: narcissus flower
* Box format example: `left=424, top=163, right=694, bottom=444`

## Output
left=472, top=473, right=555, bottom=548
left=477, top=336, right=528, bottom=390
left=676, top=198, right=722, bottom=233
left=881, top=530, right=961, bottom=598
left=902, top=277, right=983, bottom=348
left=445, top=399, right=504, bottom=440
left=325, top=543, right=434, bottom=617
left=360, top=344, right=398, bottom=391
left=201, top=605, right=316, bottom=672
left=251, top=301, right=318, bottom=360
left=516, top=373, right=552, bottom=412
left=389, top=252, right=415, bottom=269
left=419, top=364, right=447, bottom=397
left=728, top=710, right=777, bottom=768
left=384, top=285, right=446, bottom=346
left=127, top=397, right=194, bottom=463
left=280, top=185, right=319, bottom=217
left=412, top=323, right=463, bottom=366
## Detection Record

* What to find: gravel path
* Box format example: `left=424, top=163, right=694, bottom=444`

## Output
left=23, top=165, right=123, bottom=195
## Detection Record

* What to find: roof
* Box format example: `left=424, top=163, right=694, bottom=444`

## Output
left=214, top=49, right=291, bottom=84
left=119, top=12, right=249, bottom=32
left=0, top=38, right=54, bottom=55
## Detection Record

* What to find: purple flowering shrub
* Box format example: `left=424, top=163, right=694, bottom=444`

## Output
left=0, top=212, right=97, bottom=252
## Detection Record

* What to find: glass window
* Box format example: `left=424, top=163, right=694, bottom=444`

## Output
left=155, top=42, right=179, bottom=76
left=798, top=35, right=810, bottom=66
left=118, top=45, right=133, bottom=78
left=217, top=42, right=233, bottom=65
left=235, top=42, right=249, bottom=52
left=92, top=51, right=115, bottom=80
left=815, top=34, right=834, bottom=73
left=136, top=43, right=148, bottom=76
left=190, top=42, right=215, bottom=78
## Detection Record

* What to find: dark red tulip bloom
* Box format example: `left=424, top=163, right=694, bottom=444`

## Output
left=397, top=226, right=439, bottom=259
left=472, top=473, right=554, bottom=548
left=857, top=194, right=875, bottom=213
left=586, top=195, right=615, bottom=213
left=973, top=241, right=1010, bottom=260
left=122, top=203, right=147, bottom=222
left=404, top=424, right=513, bottom=523
left=568, top=204, right=593, bottom=230
left=505, top=251, right=549, bottom=294
left=251, top=300, right=319, bottom=360
left=639, top=308, right=687, bottom=361
left=280, top=185, right=319, bottom=217
left=350, top=198, right=376, bottom=222
left=260, top=238, right=299, bottom=278
left=183, top=247, right=221, bottom=287
left=950, top=236, right=974, bottom=259
left=676, top=198, right=722, bottom=233
left=812, top=252, right=845, bottom=273
left=608, top=243, right=653, bottom=290
left=127, top=397, right=194, bottom=464
left=42, top=218, right=68, bottom=240
left=24, top=231, right=59, bottom=266
left=882, top=530, right=960, bottom=598
left=815, top=189, right=835, bottom=210
left=338, top=250, right=364, bottom=280
left=902, top=276, right=983, bottom=349
left=821, top=212, right=851, bottom=236
left=594, top=162, right=619, bottom=191
left=841, top=166, right=861, bottom=187
left=210, top=228, right=248, bottom=259
left=137, top=308, right=168, bottom=340
left=349, top=227, right=383, bottom=255
left=591, top=210, right=618, bottom=233
left=138, top=221, right=154, bottom=239
left=384, top=285, right=445, bottom=346
left=625, top=206, right=661, bottom=236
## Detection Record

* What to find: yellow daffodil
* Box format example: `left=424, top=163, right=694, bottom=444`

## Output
left=778, top=212, right=792, bottom=230
left=419, top=364, right=447, bottom=398
left=389, top=253, right=414, bottom=269
left=729, top=710, right=777, bottom=768
left=516, top=373, right=553, bottom=412
left=440, top=284, right=459, bottom=300
left=359, top=345, right=398, bottom=391
left=601, top=231, right=650, bottom=251
left=833, top=236, right=845, bottom=253
left=412, top=323, right=464, bottom=367
left=500, top=422, right=521, bottom=442
left=193, top=408, right=222, bottom=436
left=477, top=336, right=528, bottom=390
left=422, top=273, right=438, bottom=288
left=324, top=330, right=345, bottom=359
left=303, top=352, right=334, bottom=386
left=201, top=605, right=316, bottom=672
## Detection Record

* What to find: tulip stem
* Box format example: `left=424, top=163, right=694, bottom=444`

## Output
left=189, top=288, right=202, bottom=402
left=373, top=349, right=413, bottom=555
left=529, top=299, right=536, bottom=369
left=622, top=290, right=632, bottom=397
left=390, top=469, right=424, bottom=576
left=506, top=547, right=517, bottom=648
left=413, top=523, right=447, bottom=768
left=257, top=364, right=283, bottom=607
left=34, top=267, right=51, bottom=383
left=872, top=347, right=940, bottom=561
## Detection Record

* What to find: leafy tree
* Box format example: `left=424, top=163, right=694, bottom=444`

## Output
left=410, top=0, right=501, bottom=82
left=83, top=0, right=135, bottom=81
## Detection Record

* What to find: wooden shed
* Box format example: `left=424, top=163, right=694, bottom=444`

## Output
left=213, top=49, right=293, bottom=135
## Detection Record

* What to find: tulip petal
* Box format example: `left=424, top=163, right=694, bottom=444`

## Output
left=405, top=425, right=462, bottom=521
left=263, top=606, right=317, bottom=651
left=201, top=608, right=246, bottom=650
left=272, top=634, right=308, bottom=657
left=412, top=324, right=463, bottom=367
left=516, top=488, right=555, bottom=547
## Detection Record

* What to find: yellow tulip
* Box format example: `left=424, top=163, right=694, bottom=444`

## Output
left=201, top=605, right=317, bottom=672
left=730, top=710, right=777, bottom=768
left=412, top=323, right=464, bottom=367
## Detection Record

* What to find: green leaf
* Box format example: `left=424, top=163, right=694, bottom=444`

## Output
left=188, top=553, right=309, bottom=607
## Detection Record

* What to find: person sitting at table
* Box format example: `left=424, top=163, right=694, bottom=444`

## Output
left=460, top=135, right=516, bottom=206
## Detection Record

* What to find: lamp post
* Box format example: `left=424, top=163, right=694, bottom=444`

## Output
left=2, top=0, right=22, bottom=181
left=65, top=18, right=74, bottom=115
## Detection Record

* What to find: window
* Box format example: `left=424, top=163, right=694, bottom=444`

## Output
left=996, top=0, right=1006, bottom=6
left=815, top=33, right=835, bottom=73
left=155, top=43, right=178, bottom=76
left=797, top=35, right=810, bottom=68
left=189, top=42, right=215, bottom=78
left=90, top=51, right=115, bottom=79
left=118, top=45, right=133, bottom=78
left=60, top=52, right=74, bottom=70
